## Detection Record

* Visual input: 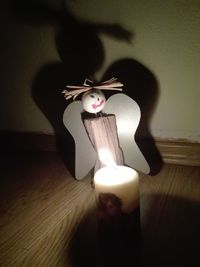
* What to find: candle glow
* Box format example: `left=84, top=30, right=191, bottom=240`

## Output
left=94, top=165, right=137, bottom=186
left=98, top=148, right=117, bottom=168
left=94, top=165, right=139, bottom=213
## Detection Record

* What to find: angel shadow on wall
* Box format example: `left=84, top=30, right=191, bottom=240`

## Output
left=10, top=0, right=162, bottom=176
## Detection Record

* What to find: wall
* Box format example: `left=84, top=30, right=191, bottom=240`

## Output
left=0, top=0, right=199, bottom=142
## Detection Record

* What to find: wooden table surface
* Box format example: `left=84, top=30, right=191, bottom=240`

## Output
left=0, top=151, right=200, bottom=267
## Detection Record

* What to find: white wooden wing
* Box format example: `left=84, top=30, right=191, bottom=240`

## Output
left=104, top=93, right=150, bottom=174
left=63, top=101, right=96, bottom=180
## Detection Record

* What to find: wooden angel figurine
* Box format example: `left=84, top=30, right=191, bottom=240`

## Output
left=62, top=78, right=150, bottom=180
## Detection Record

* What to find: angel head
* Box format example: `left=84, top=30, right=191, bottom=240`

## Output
left=82, top=89, right=106, bottom=113
left=62, top=78, right=123, bottom=114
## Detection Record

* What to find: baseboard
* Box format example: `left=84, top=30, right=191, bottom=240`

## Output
left=155, top=139, right=200, bottom=166
left=1, top=131, right=200, bottom=166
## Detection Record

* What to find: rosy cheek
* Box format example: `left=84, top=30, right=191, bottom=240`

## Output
left=91, top=103, right=97, bottom=109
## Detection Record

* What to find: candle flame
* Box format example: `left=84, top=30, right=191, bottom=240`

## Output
left=94, top=166, right=139, bottom=186
left=98, top=149, right=117, bottom=167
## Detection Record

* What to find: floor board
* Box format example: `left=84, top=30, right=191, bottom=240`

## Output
left=0, top=152, right=199, bottom=266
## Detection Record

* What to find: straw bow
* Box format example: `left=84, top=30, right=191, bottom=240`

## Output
left=62, top=77, right=123, bottom=100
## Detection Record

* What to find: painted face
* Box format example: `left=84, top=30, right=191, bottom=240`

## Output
left=82, top=89, right=106, bottom=113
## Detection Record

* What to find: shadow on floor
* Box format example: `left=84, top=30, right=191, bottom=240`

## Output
left=141, top=193, right=200, bottom=267
left=67, top=193, right=200, bottom=267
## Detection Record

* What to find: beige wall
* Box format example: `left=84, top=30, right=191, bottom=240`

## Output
left=0, top=0, right=199, bottom=142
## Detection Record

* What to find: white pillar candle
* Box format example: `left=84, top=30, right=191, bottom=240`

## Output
left=94, top=165, right=140, bottom=266
left=94, top=165, right=139, bottom=213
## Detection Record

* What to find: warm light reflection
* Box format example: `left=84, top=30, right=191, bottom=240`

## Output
left=94, top=166, right=138, bottom=186
left=117, top=118, right=134, bottom=135
left=98, top=148, right=117, bottom=167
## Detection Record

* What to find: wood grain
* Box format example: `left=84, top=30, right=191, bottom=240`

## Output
left=155, top=139, right=200, bottom=166
left=140, top=164, right=200, bottom=267
left=84, top=115, right=124, bottom=172
left=0, top=152, right=200, bottom=266
left=0, top=152, right=96, bottom=267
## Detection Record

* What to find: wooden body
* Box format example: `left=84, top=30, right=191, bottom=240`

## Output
left=84, top=114, right=124, bottom=173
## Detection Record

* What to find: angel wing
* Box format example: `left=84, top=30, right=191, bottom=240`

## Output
left=63, top=101, right=96, bottom=180
left=63, top=93, right=150, bottom=180
left=104, top=93, right=150, bottom=174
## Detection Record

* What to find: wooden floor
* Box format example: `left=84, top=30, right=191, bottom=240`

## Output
left=0, top=151, right=200, bottom=267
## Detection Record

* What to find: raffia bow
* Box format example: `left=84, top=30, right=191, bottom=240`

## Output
left=62, top=77, right=123, bottom=100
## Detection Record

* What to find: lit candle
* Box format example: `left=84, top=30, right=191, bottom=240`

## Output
left=94, top=165, right=139, bottom=213
left=94, top=165, right=140, bottom=266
